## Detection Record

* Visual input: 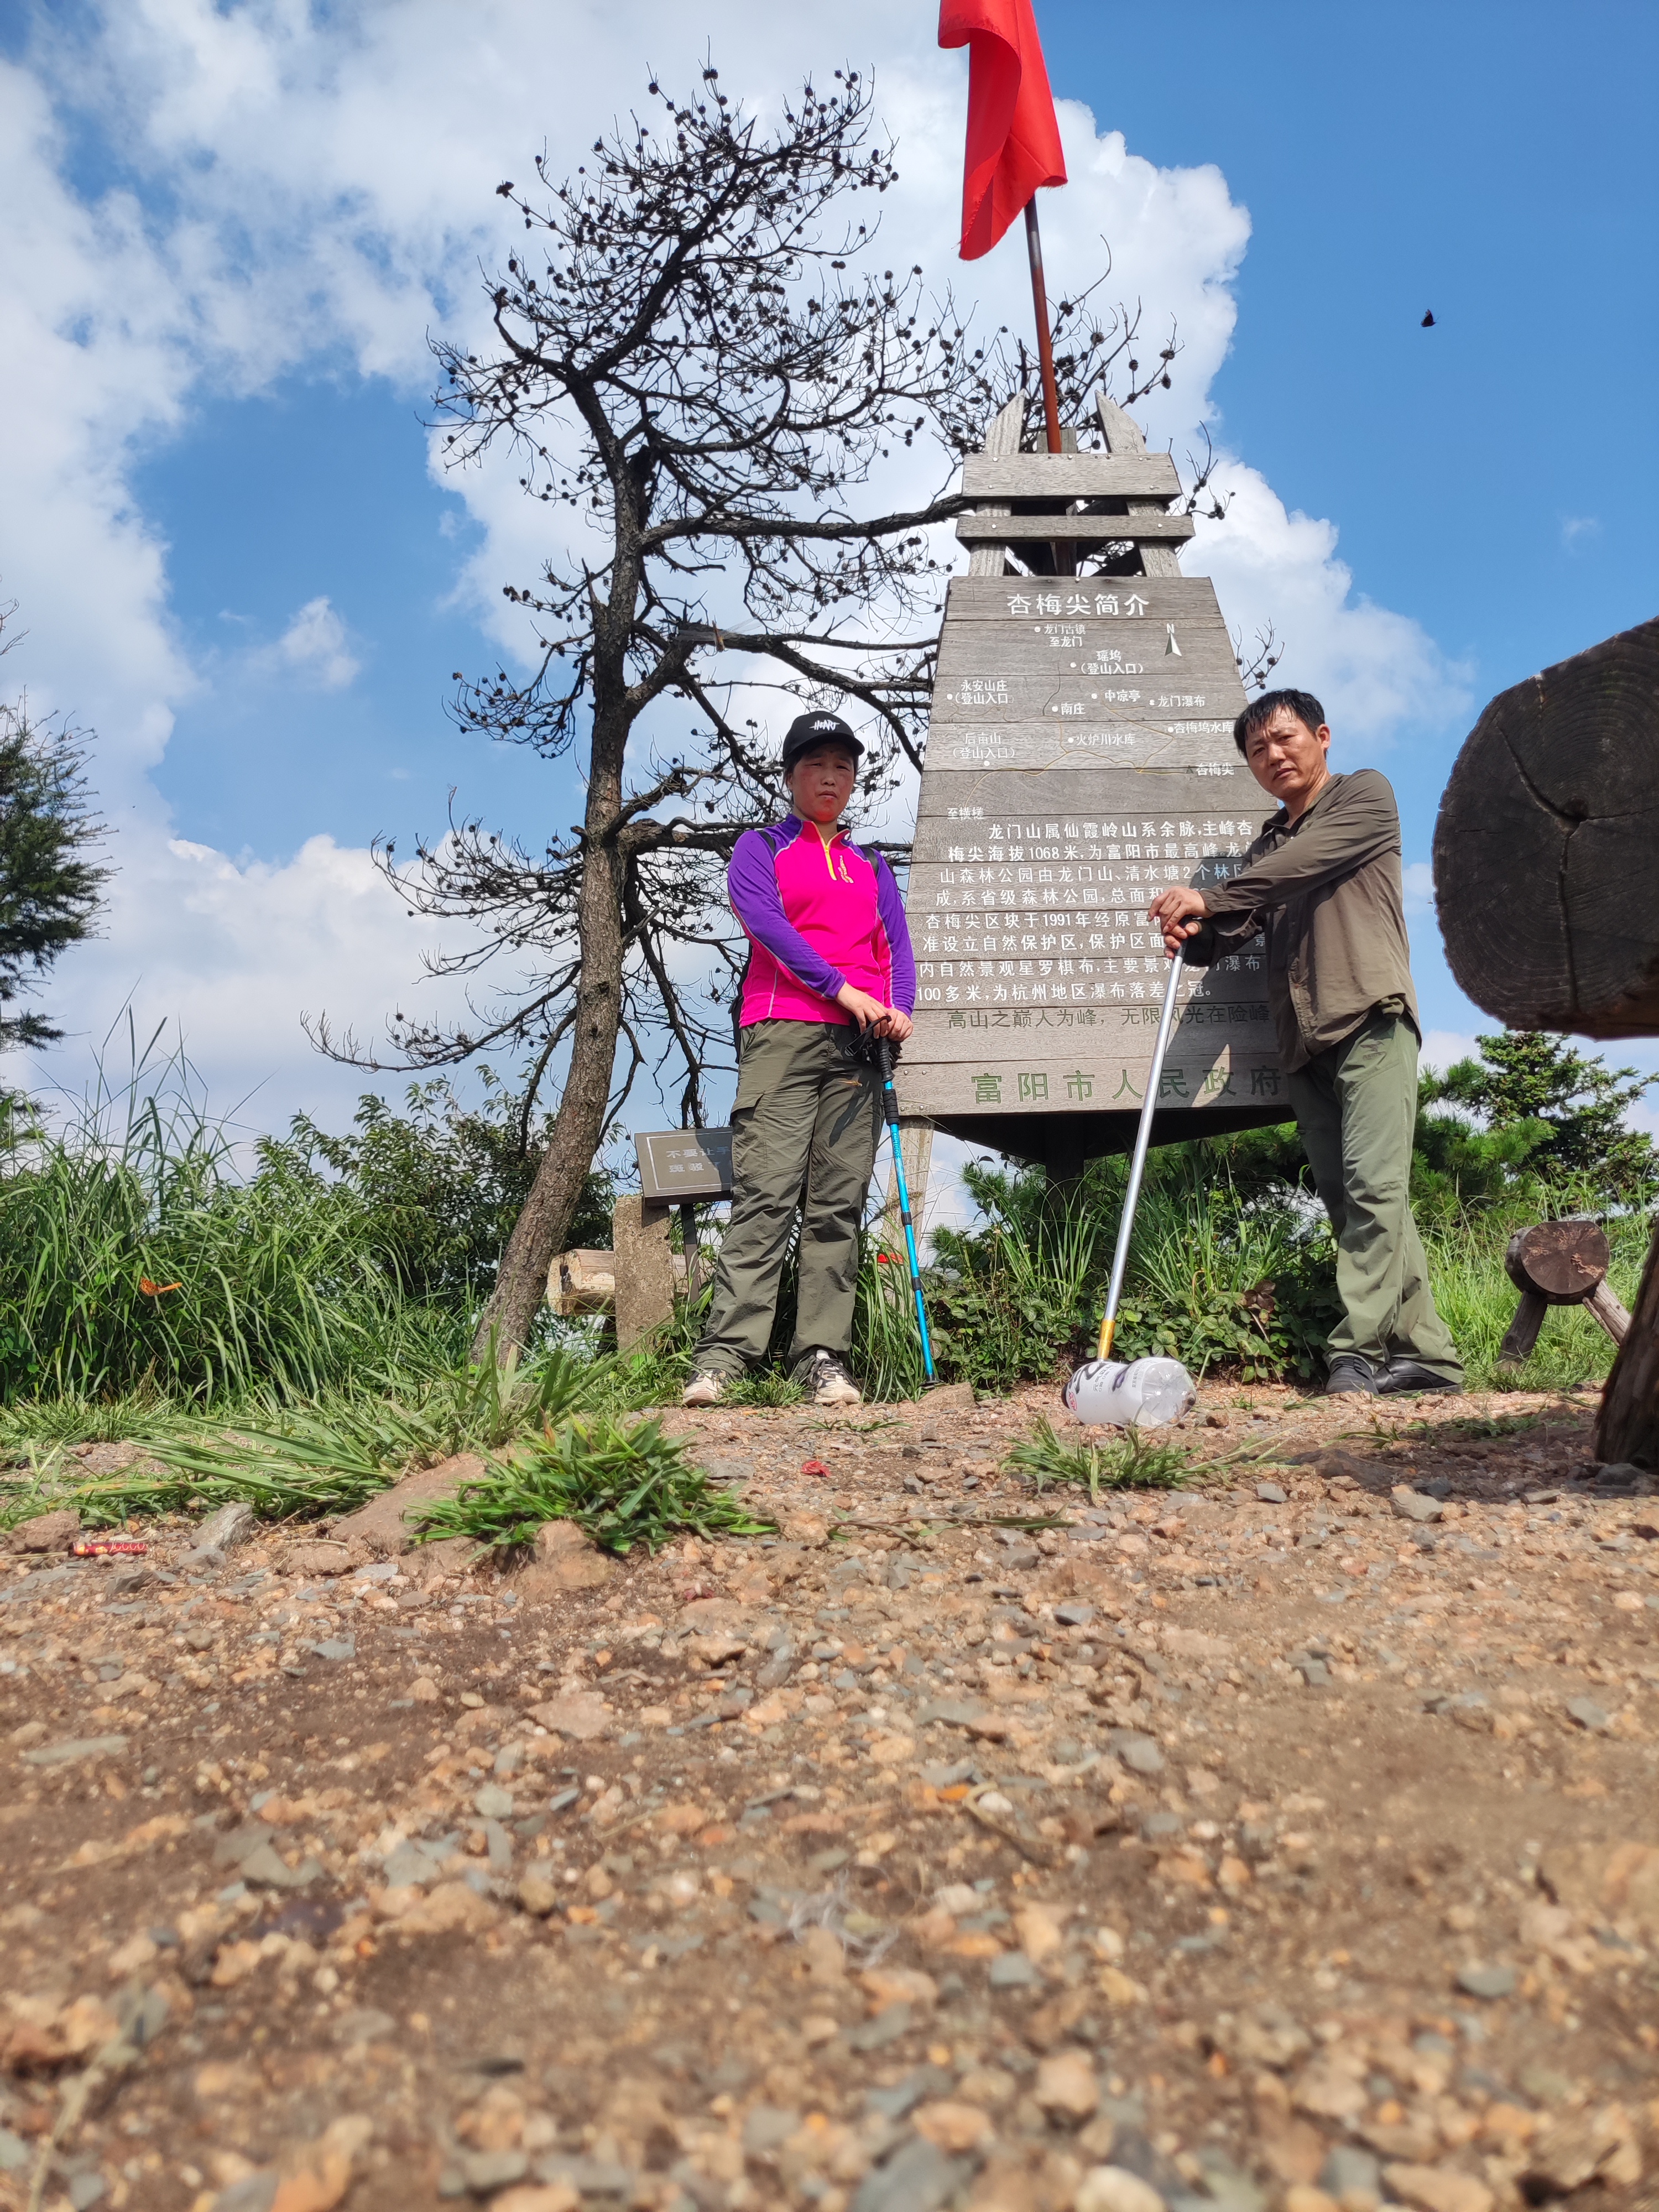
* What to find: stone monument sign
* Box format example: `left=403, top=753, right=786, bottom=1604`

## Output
left=894, top=391, right=1286, bottom=1173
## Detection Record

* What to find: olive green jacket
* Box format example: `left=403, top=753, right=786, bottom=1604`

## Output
left=1183, top=768, right=1418, bottom=1073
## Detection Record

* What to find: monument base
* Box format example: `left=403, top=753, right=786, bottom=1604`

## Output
left=927, top=1102, right=1292, bottom=1176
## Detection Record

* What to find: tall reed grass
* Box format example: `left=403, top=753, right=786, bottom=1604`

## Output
left=0, top=1032, right=415, bottom=1407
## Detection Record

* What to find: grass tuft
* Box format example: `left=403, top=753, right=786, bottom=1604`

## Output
left=721, top=1372, right=805, bottom=1408
left=412, top=1415, right=776, bottom=1553
left=1004, top=1415, right=1189, bottom=1499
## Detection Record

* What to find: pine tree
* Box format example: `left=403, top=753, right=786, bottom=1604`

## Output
left=1423, top=1031, right=1656, bottom=1198
left=0, top=611, right=107, bottom=1053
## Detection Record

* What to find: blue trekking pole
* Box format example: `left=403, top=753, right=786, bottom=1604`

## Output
left=875, top=1039, right=936, bottom=1383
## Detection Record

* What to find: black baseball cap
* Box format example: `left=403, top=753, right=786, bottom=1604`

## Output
left=780, top=710, right=864, bottom=775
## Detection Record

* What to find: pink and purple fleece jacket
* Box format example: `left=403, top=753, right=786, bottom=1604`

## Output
left=729, top=816, right=916, bottom=1028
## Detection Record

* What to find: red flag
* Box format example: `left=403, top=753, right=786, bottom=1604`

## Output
left=938, top=0, right=1067, bottom=260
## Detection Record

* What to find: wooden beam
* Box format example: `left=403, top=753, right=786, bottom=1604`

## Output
left=967, top=397, right=1025, bottom=578
left=956, top=510, right=1194, bottom=545
left=1587, top=1276, right=1632, bottom=1346
left=1094, top=392, right=1148, bottom=454
left=960, top=453, right=1181, bottom=500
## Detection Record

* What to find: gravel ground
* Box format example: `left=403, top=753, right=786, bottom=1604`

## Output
left=2, top=1380, right=1657, bottom=2212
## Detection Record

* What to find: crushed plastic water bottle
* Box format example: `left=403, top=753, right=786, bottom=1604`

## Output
left=1062, top=1355, right=1196, bottom=1429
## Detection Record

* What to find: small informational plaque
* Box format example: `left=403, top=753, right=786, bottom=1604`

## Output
left=634, top=1127, right=735, bottom=1204
left=897, top=571, right=1282, bottom=1149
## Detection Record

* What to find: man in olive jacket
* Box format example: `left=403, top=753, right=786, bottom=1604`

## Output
left=1149, top=688, right=1463, bottom=1397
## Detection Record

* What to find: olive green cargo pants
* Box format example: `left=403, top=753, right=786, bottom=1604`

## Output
left=1287, top=1007, right=1464, bottom=1380
left=693, top=1019, right=881, bottom=1374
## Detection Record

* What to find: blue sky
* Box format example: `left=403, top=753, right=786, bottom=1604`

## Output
left=0, top=0, right=1655, bottom=1168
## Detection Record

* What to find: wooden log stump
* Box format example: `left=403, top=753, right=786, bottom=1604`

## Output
left=1432, top=614, right=1659, bottom=1036
left=1496, top=1218, right=1630, bottom=1369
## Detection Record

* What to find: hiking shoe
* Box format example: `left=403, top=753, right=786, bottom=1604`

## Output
left=1377, top=1359, right=1465, bottom=1396
left=1324, top=1354, right=1379, bottom=1396
left=681, top=1369, right=728, bottom=1408
left=796, top=1350, right=862, bottom=1407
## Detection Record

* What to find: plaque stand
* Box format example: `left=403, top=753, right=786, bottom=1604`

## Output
left=895, top=390, right=1288, bottom=1175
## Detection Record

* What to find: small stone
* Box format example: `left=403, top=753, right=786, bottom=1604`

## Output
left=460, top=2149, right=531, bottom=2193
left=1390, top=1490, right=1443, bottom=1524
left=10, top=1507, right=81, bottom=1553
left=912, top=2100, right=993, bottom=2153
left=1525, top=2111, right=1632, bottom=2194
left=1012, top=1903, right=1067, bottom=1961
left=529, top=1693, right=611, bottom=1741
left=1034, top=2049, right=1099, bottom=2121
left=1454, top=1964, right=1516, bottom=2000
left=196, top=1501, right=257, bottom=1553
left=284, top=1540, right=354, bottom=1577
left=1318, top=2148, right=1381, bottom=2201
left=19, top=1734, right=127, bottom=1767
left=849, top=2136, right=963, bottom=2212
left=1109, top=1731, right=1165, bottom=1776
left=474, top=1783, right=515, bottom=1820
left=988, top=1950, right=1040, bottom=1989
left=518, top=1874, right=559, bottom=1917
left=1056, top=1604, right=1098, bottom=1627
left=239, top=1843, right=322, bottom=1890
left=1383, top=2165, right=1494, bottom=2212
left=1076, top=2167, right=1167, bottom=2212
left=410, top=1677, right=441, bottom=1703
left=1255, top=1484, right=1287, bottom=1505
left=741, top=2106, right=800, bottom=2156
left=527, top=1520, right=614, bottom=1592
left=1565, top=1697, right=1609, bottom=1732
left=917, top=1699, right=985, bottom=1730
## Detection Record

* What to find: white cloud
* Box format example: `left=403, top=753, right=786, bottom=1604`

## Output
left=1402, top=860, right=1434, bottom=914
left=0, top=2, right=1481, bottom=1136
left=1186, top=465, right=1473, bottom=755
left=262, top=596, right=359, bottom=691
left=1561, top=515, right=1600, bottom=553
left=3, top=827, right=487, bottom=1132
left=1418, top=1028, right=1481, bottom=1074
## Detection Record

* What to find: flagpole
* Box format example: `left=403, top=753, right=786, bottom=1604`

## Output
left=1022, top=197, right=1065, bottom=456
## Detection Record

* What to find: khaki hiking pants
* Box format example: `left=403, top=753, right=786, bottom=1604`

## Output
left=694, top=1019, right=881, bottom=1374
left=1287, top=1007, right=1464, bottom=1381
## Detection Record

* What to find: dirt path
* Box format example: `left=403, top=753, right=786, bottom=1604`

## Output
left=3, top=1381, right=1657, bottom=2212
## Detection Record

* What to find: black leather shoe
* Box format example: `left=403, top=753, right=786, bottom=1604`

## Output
left=1324, top=1354, right=1379, bottom=1395
left=1377, top=1359, right=1465, bottom=1396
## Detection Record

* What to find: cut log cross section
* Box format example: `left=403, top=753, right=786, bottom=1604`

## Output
left=1434, top=619, right=1659, bottom=1460
left=1496, top=1219, right=1630, bottom=1370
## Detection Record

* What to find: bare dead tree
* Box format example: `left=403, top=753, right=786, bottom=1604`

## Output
left=312, top=64, right=1179, bottom=1360
left=1233, top=622, right=1284, bottom=693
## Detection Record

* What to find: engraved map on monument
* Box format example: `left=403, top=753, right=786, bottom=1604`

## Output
left=898, top=570, right=1277, bottom=1123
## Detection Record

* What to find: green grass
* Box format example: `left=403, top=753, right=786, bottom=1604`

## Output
left=411, top=1415, right=776, bottom=1553
left=1421, top=1209, right=1647, bottom=1391
left=1005, top=1415, right=1189, bottom=1498
left=0, top=1345, right=636, bottom=1531
left=0, top=1037, right=424, bottom=1407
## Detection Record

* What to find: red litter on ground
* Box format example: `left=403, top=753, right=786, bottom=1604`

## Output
left=72, top=1539, right=147, bottom=1556
left=800, top=1459, right=831, bottom=1479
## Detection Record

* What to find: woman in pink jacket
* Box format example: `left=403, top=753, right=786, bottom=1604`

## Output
left=684, top=712, right=916, bottom=1409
